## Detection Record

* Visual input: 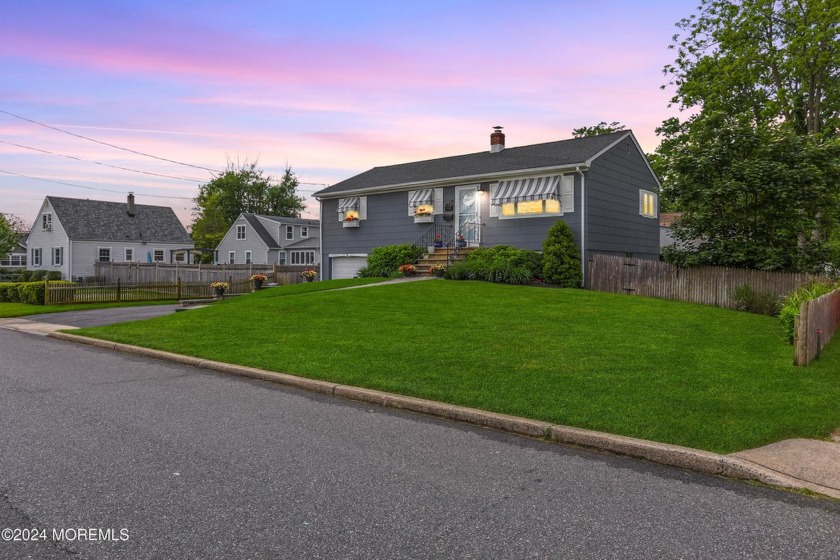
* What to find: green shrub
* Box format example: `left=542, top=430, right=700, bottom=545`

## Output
left=359, top=244, right=425, bottom=277
left=29, top=270, right=47, bottom=281
left=17, top=270, right=31, bottom=282
left=17, top=282, right=47, bottom=305
left=732, top=284, right=781, bottom=316
left=0, top=283, right=19, bottom=302
left=456, top=245, right=541, bottom=284
left=444, top=262, right=471, bottom=280
left=542, top=220, right=582, bottom=287
left=45, top=271, right=63, bottom=281
left=779, top=281, right=840, bottom=343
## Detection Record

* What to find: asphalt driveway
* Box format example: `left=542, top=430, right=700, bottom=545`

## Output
left=22, top=304, right=182, bottom=328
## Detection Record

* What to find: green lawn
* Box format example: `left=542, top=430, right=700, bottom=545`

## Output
left=71, top=279, right=840, bottom=454
left=0, top=299, right=179, bottom=318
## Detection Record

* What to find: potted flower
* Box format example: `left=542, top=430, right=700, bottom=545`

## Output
left=433, top=233, right=443, bottom=248
left=398, top=263, right=416, bottom=277
left=250, top=273, right=267, bottom=290
left=430, top=264, right=446, bottom=277
left=301, top=269, right=318, bottom=282
left=456, top=234, right=467, bottom=248
left=211, top=280, right=230, bottom=297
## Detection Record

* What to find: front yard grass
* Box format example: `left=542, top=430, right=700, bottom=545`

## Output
left=72, top=279, right=840, bottom=454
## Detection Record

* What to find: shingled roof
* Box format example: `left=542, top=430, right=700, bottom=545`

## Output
left=315, top=131, right=630, bottom=197
left=47, top=196, right=192, bottom=243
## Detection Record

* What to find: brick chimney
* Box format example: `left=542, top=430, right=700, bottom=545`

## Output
left=127, top=192, right=135, bottom=217
left=490, top=126, right=505, bottom=153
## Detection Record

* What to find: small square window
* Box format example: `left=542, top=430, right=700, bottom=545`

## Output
left=153, top=250, right=165, bottom=262
left=98, top=248, right=111, bottom=262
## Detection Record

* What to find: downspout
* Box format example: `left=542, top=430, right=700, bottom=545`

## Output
left=575, top=167, right=586, bottom=284
left=318, top=199, right=324, bottom=279
left=67, top=239, right=72, bottom=281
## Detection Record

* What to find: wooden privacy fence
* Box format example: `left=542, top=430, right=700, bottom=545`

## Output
left=794, top=288, right=840, bottom=366
left=587, top=254, right=828, bottom=310
left=45, top=278, right=253, bottom=305
left=94, top=262, right=318, bottom=286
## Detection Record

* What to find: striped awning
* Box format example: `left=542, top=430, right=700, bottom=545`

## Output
left=337, top=197, right=359, bottom=212
left=408, top=189, right=434, bottom=210
left=491, top=176, right=560, bottom=205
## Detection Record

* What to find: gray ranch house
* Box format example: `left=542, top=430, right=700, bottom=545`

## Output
left=215, top=213, right=320, bottom=266
left=314, top=128, right=661, bottom=283
left=26, top=194, right=194, bottom=280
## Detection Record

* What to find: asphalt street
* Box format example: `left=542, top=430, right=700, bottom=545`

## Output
left=22, top=304, right=181, bottom=327
left=1, top=327, right=839, bottom=559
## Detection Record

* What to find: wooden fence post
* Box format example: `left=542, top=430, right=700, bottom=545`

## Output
left=116, top=278, right=121, bottom=302
left=44, top=280, right=50, bottom=305
left=177, top=277, right=181, bottom=300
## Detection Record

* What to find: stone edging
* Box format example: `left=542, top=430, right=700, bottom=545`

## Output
left=46, top=331, right=840, bottom=499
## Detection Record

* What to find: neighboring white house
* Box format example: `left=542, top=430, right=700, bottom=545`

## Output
left=215, top=213, right=320, bottom=266
left=26, top=194, right=194, bottom=280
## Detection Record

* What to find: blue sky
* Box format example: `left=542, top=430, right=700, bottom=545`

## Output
left=1, top=0, right=698, bottom=227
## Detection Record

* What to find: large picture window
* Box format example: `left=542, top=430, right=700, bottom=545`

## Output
left=491, top=175, right=569, bottom=219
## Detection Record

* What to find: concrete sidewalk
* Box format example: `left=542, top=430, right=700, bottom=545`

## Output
left=3, top=314, right=838, bottom=499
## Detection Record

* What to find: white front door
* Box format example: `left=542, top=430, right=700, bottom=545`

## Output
left=455, top=186, right=480, bottom=245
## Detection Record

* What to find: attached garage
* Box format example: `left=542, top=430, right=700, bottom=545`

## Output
left=330, top=255, right=367, bottom=280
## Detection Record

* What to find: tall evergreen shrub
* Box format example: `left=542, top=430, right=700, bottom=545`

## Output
left=542, top=220, right=582, bottom=287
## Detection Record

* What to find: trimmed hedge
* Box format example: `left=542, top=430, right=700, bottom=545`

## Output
left=0, top=281, right=75, bottom=305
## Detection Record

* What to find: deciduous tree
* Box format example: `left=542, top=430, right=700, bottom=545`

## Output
left=191, top=160, right=305, bottom=261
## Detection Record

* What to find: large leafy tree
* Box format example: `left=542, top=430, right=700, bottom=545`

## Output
left=191, top=160, right=305, bottom=260
left=657, top=0, right=840, bottom=271
left=659, top=112, right=840, bottom=272
left=664, top=0, right=840, bottom=136
left=571, top=121, right=626, bottom=138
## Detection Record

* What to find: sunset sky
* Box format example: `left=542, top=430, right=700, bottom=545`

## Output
left=1, top=0, right=698, bottom=227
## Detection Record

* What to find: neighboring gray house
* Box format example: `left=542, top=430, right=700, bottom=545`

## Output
left=26, top=194, right=194, bottom=280
left=660, top=212, right=682, bottom=250
left=314, top=128, right=661, bottom=283
left=1, top=234, right=28, bottom=269
left=215, top=213, right=320, bottom=266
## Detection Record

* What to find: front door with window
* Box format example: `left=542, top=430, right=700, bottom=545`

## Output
left=455, top=186, right=480, bottom=246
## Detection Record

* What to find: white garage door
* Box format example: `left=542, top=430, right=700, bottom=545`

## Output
left=331, top=256, right=367, bottom=279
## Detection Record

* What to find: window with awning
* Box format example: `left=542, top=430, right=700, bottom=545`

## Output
left=337, top=196, right=366, bottom=223
left=337, top=197, right=360, bottom=212
left=491, top=176, right=560, bottom=205
left=491, top=175, right=573, bottom=218
left=408, top=189, right=435, bottom=214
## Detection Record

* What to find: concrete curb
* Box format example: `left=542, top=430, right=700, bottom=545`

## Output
left=47, top=331, right=840, bottom=500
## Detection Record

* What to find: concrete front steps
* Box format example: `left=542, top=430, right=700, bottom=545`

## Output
left=415, top=246, right=475, bottom=274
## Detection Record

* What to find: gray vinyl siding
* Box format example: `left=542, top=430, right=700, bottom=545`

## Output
left=585, top=140, right=660, bottom=262
left=26, top=200, right=71, bottom=279
left=215, top=217, right=271, bottom=264
left=321, top=191, right=444, bottom=278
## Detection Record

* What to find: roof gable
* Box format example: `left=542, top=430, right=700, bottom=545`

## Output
left=46, top=196, right=192, bottom=244
left=315, top=132, right=635, bottom=197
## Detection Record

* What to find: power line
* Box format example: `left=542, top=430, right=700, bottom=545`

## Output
left=0, top=108, right=222, bottom=173
left=0, top=139, right=206, bottom=182
left=0, top=168, right=195, bottom=200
